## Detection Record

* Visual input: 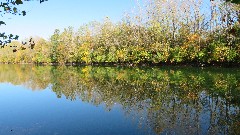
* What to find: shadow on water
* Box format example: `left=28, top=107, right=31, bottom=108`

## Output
left=0, top=64, right=240, bottom=134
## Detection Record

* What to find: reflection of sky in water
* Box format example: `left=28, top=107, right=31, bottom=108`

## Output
left=0, top=83, right=151, bottom=135
left=0, top=65, right=239, bottom=135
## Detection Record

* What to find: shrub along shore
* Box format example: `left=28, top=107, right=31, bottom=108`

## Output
left=0, top=0, right=240, bottom=67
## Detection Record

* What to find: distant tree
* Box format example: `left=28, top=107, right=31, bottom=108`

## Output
left=0, top=0, right=47, bottom=47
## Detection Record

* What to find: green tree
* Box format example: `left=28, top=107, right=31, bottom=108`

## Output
left=50, top=29, right=60, bottom=62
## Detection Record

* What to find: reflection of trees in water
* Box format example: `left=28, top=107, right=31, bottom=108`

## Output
left=0, top=65, right=239, bottom=134
left=0, top=64, right=51, bottom=90
left=147, top=92, right=240, bottom=134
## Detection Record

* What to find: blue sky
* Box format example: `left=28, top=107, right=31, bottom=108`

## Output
left=1, top=0, right=136, bottom=40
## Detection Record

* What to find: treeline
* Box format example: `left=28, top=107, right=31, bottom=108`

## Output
left=0, top=0, right=240, bottom=66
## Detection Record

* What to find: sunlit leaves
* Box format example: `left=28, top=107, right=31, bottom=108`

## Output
left=0, top=0, right=240, bottom=65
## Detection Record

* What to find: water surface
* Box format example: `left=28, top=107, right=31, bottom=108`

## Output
left=0, top=65, right=239, bottom=135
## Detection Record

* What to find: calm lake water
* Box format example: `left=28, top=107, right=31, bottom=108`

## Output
left=0, top=65, right=239, bottom=135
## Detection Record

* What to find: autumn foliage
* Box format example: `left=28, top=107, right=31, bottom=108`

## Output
left=0, top=0, right=239, bottom=66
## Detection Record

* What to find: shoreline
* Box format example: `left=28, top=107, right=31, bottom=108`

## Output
left=0, top=61, right=239, bottom=68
